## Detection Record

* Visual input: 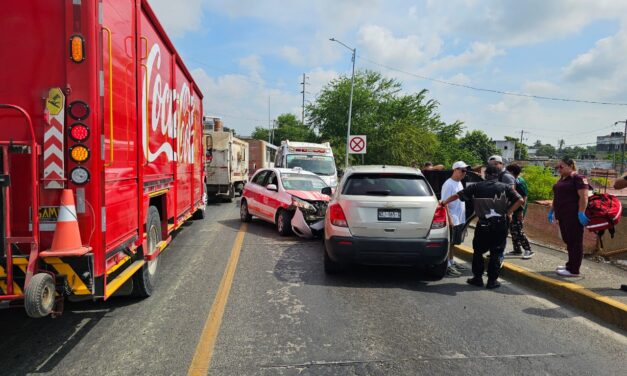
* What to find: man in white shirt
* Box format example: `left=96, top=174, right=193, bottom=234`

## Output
left=441, top=161, right=469, bottom=276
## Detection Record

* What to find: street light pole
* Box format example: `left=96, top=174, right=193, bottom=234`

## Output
left=330, top=37, right=356, bottom=168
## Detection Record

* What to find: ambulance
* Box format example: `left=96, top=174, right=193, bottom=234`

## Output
left=274, top=141, right=338, bottom=187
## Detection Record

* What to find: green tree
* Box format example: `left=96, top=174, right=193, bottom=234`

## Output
left=521, top=165, right=557, bottom=201
left=458, top=130, right=499, bottom=164
left=535, top=143, right=556, bottom=157
left=250, top=113, right=316, bottom=146
left=307, top=70, right=449, bottom=167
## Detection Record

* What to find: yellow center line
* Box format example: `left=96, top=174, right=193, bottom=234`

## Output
left=187, top=223, right=247, bottom=376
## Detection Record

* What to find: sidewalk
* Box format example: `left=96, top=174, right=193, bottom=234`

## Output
left=454, top=227, right=627, bottom=330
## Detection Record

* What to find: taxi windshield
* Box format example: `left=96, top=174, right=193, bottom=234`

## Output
left=286, top=155, right=336, bottom=176
left=281, top=173, right=328, bottom=191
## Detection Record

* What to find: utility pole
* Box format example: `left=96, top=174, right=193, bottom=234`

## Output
left=614, top=120, right=627, bottom=174
left=268, top=95, right=271, bottom=144
left=329, top=37, right=356, bottom=168
left=300, top=73, right=309, bottom=125
left=518, top=130, right=527, bottom=160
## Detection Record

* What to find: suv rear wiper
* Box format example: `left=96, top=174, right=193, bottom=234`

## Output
left=365, top=190, right=391, bottom=196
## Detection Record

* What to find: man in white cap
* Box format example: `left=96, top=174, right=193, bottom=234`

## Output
left=441, top=161, right=470, bottom=276
left=488, top=155, right=516, bottom=188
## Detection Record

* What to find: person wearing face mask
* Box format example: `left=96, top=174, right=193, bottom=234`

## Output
left=548, top=157, right=589, bottom=277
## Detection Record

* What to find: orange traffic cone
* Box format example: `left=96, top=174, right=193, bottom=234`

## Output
left=40, top=189, right=91, bottom=257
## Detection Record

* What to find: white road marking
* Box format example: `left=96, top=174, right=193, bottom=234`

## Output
left=35, top=318, right=92, bottom=372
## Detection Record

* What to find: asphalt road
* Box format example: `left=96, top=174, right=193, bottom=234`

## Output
left=0, top=201, right=625, bottom=375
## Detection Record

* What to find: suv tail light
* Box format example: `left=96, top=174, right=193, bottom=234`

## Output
left=329, top=203, right=348, bottom=227
left=431, top=205, right=447, bottom=229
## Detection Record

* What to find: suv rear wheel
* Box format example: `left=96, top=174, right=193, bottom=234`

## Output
left=323, top=246, right=345, bottom=274
left=425, top=259, right=447, bottom=280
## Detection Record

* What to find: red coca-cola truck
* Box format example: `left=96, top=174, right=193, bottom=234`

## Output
left=0, top=0, right=206, bottom=317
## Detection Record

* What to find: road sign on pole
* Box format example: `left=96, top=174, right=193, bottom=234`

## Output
left=349, top=135, right=367, bottom=154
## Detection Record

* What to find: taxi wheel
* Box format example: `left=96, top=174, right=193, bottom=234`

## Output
left=240, top=199, right=252, bottom=222
left=276, top=209, right=293, bottom=236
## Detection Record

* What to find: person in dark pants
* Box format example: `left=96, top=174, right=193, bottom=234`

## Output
left=548, top=157, right=589, bottom=277
left=505, top=163, right=534, bottom=259
left=441, top=165, right=524, bottom=289
left=612, top=173, right=626, bottom=291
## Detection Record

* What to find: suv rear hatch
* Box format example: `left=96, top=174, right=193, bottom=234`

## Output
left=339, top=173, right=437, bottom=238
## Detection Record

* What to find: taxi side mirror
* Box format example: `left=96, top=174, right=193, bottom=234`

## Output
left=266, top=184, right=278, bottom=192
left=321, top=187, right=332, bottom=196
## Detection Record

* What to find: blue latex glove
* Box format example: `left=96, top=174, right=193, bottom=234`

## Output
left=547, top=209, right=554, bottom=224
left=578, top=211, right=589, bottom=226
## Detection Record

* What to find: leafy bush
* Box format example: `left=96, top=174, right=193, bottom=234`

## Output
left=521, top=166, right=557, bottom=201
left=589, top=177, right=609, bottom=189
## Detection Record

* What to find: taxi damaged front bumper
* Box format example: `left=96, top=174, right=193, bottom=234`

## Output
left=291, top=209, right=324, bottom=238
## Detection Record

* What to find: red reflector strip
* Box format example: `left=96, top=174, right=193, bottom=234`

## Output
left=426, top=242, right=444, bottom=248
left=338, top=241, right=353, bottom=245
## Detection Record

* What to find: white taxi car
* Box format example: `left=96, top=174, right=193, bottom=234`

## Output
left=240, top=168, right=332, bottom=237
left=323, top=166, right=450, bottom=278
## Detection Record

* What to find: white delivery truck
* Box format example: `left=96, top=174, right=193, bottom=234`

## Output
left=204, top=130, right=249, bottom=202
left=274, top=140, right=338, bottom=187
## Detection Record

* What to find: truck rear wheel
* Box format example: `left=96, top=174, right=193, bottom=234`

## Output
left=224, top=185, right=235, bottom=203
left=133, top=206, right=161, bottom=298
left=24, top=273, right=55, bottom=318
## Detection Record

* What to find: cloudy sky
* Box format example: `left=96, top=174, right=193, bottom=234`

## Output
left=150, top=0, right=627, bottom=147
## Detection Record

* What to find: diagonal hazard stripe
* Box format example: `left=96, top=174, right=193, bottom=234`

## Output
left=43, top=144, right=64, bottom=160
left=44, top=136, right=63, bottom=151
left=44, top=162, right=64, bottom=177
left=44, top=124, right=63, bottom=141
left=44, top=171, right=63, bottom=181
left=44, top=153, right=63, bottom=168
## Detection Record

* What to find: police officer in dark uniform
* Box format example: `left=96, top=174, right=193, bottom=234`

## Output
left=440, top=165, right=524, bottom=289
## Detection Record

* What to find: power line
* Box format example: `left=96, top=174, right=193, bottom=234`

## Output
left=358, top=56, right=627, bottom=106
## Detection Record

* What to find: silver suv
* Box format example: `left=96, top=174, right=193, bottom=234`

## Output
left=323, top=166, right=449, bottom=279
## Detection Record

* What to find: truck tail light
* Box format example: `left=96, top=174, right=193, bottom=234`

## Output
left=70, top=145, right=90, bottom=163
left=69, top=123, right=90, bottom=142
left=70, top=35, right=85, bottom=63
left=329, top=203, right=348, bottom=227
left=68, top=100, right=90, bottom=120
left=431, top=205, right=447, bottom=229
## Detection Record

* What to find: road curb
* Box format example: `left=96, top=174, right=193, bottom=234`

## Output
left=453, top=245, right=627, bottom=331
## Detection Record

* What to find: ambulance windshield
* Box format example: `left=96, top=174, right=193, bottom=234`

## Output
left=286, top=155, right=336, bottom=176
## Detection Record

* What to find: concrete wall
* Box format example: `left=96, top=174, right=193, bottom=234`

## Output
left=525, top=202, right=627, bottom=256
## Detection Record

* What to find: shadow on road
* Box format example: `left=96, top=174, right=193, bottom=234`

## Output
left=0, top=297, right=139, bottom=374
left=269, top=239, right=523, bottom=297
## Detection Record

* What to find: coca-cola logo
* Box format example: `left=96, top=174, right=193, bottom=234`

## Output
left=142, top=43, right=195, bottom=164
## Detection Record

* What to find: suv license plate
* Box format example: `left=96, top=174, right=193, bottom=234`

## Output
left=378, top=208, right=401, bottom=221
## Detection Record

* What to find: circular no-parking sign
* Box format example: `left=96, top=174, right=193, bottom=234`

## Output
left=349, top=135, right=367, bottom=154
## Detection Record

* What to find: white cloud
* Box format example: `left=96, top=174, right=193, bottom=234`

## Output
left=428, top=0, right=627, bottom=46
left=358, top=25, right=442, bottom=69
left=306, top=68, right=339, bottom=97
left=280, top=46, right=305, bottom=66
left=192, top=68, right=300, bottom=136
left=239, top=55, right=263, bottom=74
left=563, top=30, right=627, bottom=85
left=148, top=0, right=205, bottom=37
left=426, top=42, right=504, bottom=72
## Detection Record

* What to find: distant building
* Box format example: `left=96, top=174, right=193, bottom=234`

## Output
left=494, top=140, right=516, bottom=161
left=596, top=132, right=624, bottom=158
